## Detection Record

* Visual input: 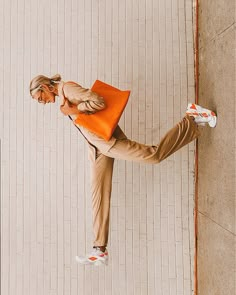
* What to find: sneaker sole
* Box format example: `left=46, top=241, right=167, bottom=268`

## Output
left=208, top=115, right=217, bottom=128
left=75, top=256, right=108, bottom=266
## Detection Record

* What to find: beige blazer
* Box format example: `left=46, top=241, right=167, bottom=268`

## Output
left=58, top=81, right=127, bottom=155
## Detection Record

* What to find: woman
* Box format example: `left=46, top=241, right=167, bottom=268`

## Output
left=30, top=74, right=217, bottom=266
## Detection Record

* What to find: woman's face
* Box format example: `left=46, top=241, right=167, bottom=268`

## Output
left=33, top=87, right=56, bottom=104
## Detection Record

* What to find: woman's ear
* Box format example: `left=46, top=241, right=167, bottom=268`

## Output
left=42, top=83, right=55, bottom=93
left=40, top=84, right=50, bottom=91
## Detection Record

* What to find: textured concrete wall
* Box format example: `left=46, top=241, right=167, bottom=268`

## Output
left=198, top=0, right=235, bottom=294
left=0, top=0, right=196, bottom=294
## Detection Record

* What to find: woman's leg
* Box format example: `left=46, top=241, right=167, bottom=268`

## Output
left=90, top=149, right=114, bottom=247
left=104, top=115, right=200, bottom=163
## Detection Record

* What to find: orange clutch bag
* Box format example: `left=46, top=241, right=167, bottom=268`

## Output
left=74, top=80, right=130, bottom=141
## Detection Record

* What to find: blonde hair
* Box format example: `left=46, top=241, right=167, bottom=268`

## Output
left=29, top=74, right=62, bottom=96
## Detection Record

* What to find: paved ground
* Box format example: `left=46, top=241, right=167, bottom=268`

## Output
left=197, top=1, right=235, bottom=294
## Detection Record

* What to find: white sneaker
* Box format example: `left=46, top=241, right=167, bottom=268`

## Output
left=186, top=103, right=217, bottom=128
left=75, top=247, right=108, bottom=266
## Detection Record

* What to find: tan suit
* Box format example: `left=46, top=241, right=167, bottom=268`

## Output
left=58, top=81, right=200, bottom=247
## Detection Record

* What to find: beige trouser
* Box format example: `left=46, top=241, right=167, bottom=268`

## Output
left=90, top=116, right=200, bottom=247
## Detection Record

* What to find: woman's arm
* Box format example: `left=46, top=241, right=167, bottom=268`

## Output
left=63, top=82, right=106, bottom=114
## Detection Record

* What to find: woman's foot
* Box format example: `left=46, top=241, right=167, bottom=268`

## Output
left=75, top=247, right=108, bottom=266
left=186, top=103, right=217, bottom=127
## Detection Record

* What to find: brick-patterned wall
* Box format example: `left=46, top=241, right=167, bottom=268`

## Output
left=0, top=0, right=196, bottom=294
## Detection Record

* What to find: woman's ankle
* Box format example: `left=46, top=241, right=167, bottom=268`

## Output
left=94, top=246, right=106, bottom=252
